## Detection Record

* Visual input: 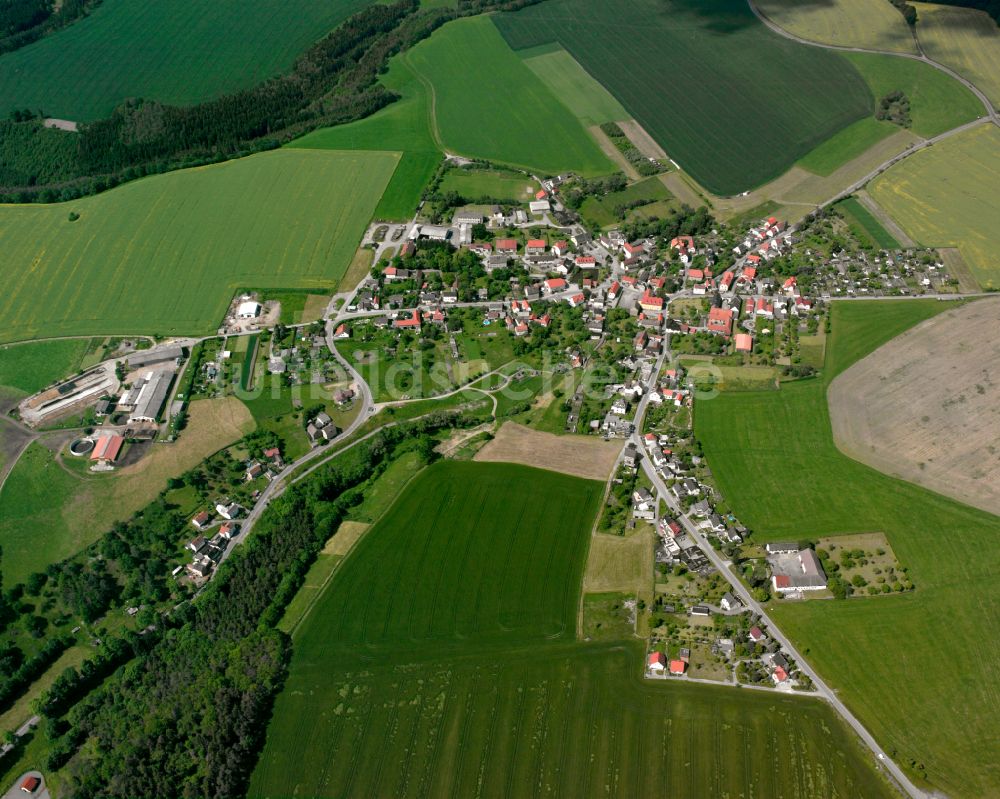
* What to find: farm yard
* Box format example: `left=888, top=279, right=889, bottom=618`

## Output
left=0, top=149, right=397, bottom=344
left=494, top=0, right=874, bottom=194
left=249, top=460, right=894, bottom=799
left=696, top=300, right=1000, bottom=797
left=0, top=397, right=253, bottom=586
left=829, top=298, right=1000, bottom=517
left=914, top=1, right=1000, bottom=109
left=870, top=124, right=1000, bottom=288
left=756, top=0, right=917, bottom=53
left=0, top=0, right=378, bottom=120
left=403, top=16, right=614, bottom=176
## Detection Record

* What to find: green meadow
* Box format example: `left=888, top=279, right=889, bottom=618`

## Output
left=835, top=197, right=901, bottom=249
left=0, top=149, right=397, bottom=343
left=403, top=16, right=614, bottom=176
left=696, top=299, right=1000, bottom=797
left=249, top=460, right=895, bottom=798
left=0, top=338, right=94, bottom=395
left=289, top=58, right=442, bottom=221
left=495, top=0, right=873, bottom=194
left=0, top=0, right=377, bottom=120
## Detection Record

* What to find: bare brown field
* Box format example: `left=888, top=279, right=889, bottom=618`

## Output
left=582, top=530, right=652, bottom=594
left=337, top=247, right=375, bottom=292
left=474, top=421, right=621, bottom=481
left=829, top=298, right=1000, bottom=516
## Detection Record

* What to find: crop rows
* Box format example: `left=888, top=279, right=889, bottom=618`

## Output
left=494, top=0, right=873, bottom=194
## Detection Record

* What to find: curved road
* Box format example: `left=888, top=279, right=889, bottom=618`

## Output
left=748, top=0, right=997, bottom=124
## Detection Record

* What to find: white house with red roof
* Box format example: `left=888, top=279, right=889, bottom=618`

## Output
left=552, top=241, right=570, bottom=257
left=333, top=323, right=349, bottom=339
left=393, top=309, right=421, bottom=330
left=669, top=659, right=687, bottom=675
left=648, top=651, right=667, bottom=673
left=719, top=271, right=735, bottom=292
left=638, top=291, right=664, bottom=312
left=543, top=277, right=567, bottom=293
left=575, top=255, right=596, bottom=269
left=707, top=306, right=734, bottom=336
left=567, top=292, right=586, bottom=307
left=495, top=238, right=517, bottom=255
left=526, top=239, right=547, bottom=255
left=607, top=280, right=621, bottom=300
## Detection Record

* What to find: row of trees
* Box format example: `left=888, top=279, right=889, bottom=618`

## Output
left=44, top=411, right=484, bottom=797
left=1, top=0, right=547, bottom=202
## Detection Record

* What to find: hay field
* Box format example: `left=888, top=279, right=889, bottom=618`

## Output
left=0, top=149, right=398, bottom=344
left=0, top=397, right=253, bottom=584
left=582, top=531, right=652, bottom=594
left=0, top=0, right=376, bottom=120
left=829, top=297, right=1000, bottom=516
left=495, top=0, right=874, bottom=195
left=757, top=0, right=917, bottom=53
left=696, top=299, right=1000, bottom=797
left=475, top=422, right=622, bottom=481
left=520, top=44, right=629, bottom=126
left=870, top=124, right=1000, bottom=288
left=915, top=2, right=1000, bottom=109
left=404, top=16, right=613, bottom=176
left=249, top=460, right=893, bottom=799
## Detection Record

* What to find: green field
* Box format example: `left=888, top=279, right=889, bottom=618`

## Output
left=250, top=460, right=894, bottom=798
left=844, top=52, right=985, bottom=137
left=289, top=59, right=441, bottom=221
left=0, top=0, right=375, bottom=121
left=579, top=176, right=674, bottom=228
left=439, top=168, right=539, bottom=202
left=0, top=149, right=397, bottom=344
left=756, top=0, right=917, bottom=53
left=0, top=338, right=93, bottom=395
left=870, top=124, right=1000, bottom=287
left=797, top=117, right=897, bottom=176
left=494, top=0, right=874, bottom=194
left=835, top=197, right=901, bottom=249
left=914, top=1, right=1000, bottom=109
left=696, top=299, right=1000, bottom=797
left=520, top=44, right=629, bottom=126
left=403, top=16, right=614, bottom=176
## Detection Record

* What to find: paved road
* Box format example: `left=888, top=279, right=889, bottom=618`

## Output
left=747, top=0, right=997, bottom=125
left=629, top=345, right=926, bottom=799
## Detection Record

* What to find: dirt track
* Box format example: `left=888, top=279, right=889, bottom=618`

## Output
left=829, top=297, right=1000, bottom=516
left=474, top=422, right=621, bottom=482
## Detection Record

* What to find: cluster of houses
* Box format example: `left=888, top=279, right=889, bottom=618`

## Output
left=306, top=411, right=339, bottom=444
left=178, top=448, right=282, bottom=580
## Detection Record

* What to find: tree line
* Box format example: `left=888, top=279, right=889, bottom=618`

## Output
left=1, top=0, right=546, bottom=203
left=37, top=411, right=485, bottom=797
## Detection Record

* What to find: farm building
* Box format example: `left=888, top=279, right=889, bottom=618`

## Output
left=669, top=659, right=687, bottom=675
left=648, top=652, right=667, bottom=673
left=237, top=301, right=261, bottom=319
left=90, top=433, right=125, bottom=465
left=128, top=370, right=172, bottom=423
left=771, top=548, right=828, bottom=593
left=126, top=344, right=182, bottom=369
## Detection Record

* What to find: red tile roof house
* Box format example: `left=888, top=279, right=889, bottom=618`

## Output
left=535, top=188, right=548, bottom=200
left=576, top=255, right=597, bottom=268
left=648, top=651, right=667, bottom=673
left=783, top=275, right=797, bottom=292
left=543, top=277, right=567, bottom=293
left=687, top=268, right=704, bottom=282
left=526, top=239, right=547, bottom=255
left=567, top=292, right=586, bottom=307
left=734, top=332, right=753, bottom=353
left=670, top=235, right=696, bottom=253
left=20, top=776, right=40, bottom=794
left=333, top=323, right=349, bottom=339
left=608, top=280, right=621, bottom=300
left=772, top=665, right=789, bottom=684
left=191, top=511, right=212, bottom=530
left=495, top=238, right=518, bottom=255
left=669, top=659, right=687, bottom=675
left=720, top=271, right=735, bottom=291
left=706, top=306, right=734, bottom=336
left=393, top=309, right=421, bottom=330
left=638, top=291, right=664, bottom=312
left=749, top=626, right=765, bottom=643
left=623, top=242, right=644, bottom=259
left=552, top=241, right=570, bottom=257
